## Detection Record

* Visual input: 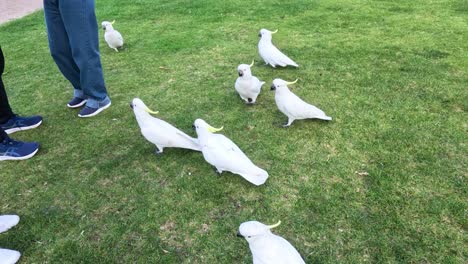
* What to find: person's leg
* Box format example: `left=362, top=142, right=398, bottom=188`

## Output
left=0, top=46, right=15, bottom=124
left=58, top=0, right=111, bottom=116
left=0, top=47, right=43, bottom=134
left=43, top=0, right=86, bottom=106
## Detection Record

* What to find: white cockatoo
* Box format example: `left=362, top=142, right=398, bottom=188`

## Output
left=258, top=29, right=299, bottom=68
left=131, top=98, right=201, bottom=154
left=102, top=20, right=124, bottom=52
left=271, top=79, right=332, bottom=127
left=235, top=60, right=266, bottom=104
left=193, top=119, right=268, bottom=186
left=238, top=220, right=305, bottom=264
left=0, top=215, right=21, bottom=264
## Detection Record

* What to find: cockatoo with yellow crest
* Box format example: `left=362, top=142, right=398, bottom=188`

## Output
left=271, top=79, right=332, bottom=127
left=258, top=29, right=299, bottom=68
left=102, top=20, right=124, bottom=52
left=193, top=119, right=268, bottom=186
left=237, top=220, right=305, bottom=264
left=131, top=98, right=200, bottom=154
left=235, top=60, right=265, bottom=104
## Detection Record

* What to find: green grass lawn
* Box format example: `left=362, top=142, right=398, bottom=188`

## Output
left=0, top=0, right=466, bottom=262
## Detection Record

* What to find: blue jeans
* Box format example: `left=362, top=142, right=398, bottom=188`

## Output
left=44, top=0, right=110, bottom=108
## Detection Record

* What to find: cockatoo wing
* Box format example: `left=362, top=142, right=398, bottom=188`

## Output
left=235, top=77, right=264, bottom=101
left=202, top=134, right=253, bottom=168
left=140, top=118, right=200, bottom=151
left=259, top=42, right=298, bottom=67
left=201, top=134, right=268, bottom=185
left=281, top=91, right=331, bottom=120
left=269, top=44, right=298, bottom=67
left=259, top=42, right=277, bottom=67
left=251, top=76, right=264, bottom=94
left=174, top=131, right=201, bottom=150
left=251, top=235, right=305, bottom=264
left=235, top=78, right=249, bottom=101
left=105, top=31, right=124, bottom=48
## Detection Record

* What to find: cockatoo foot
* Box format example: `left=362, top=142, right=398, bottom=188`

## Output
left=281, top=119, right=291, bottom=128
left=245, top=98, right=255, bottom=105
left=155, top=149, right=163, bottom=155
left=212, top=166, right=222, bottom=176
left=273, top=120, right=289, bottom=127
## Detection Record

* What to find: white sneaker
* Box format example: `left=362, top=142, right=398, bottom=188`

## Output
left=0, top=248, right=21, bottom=264
left=0, top=215, right=19, bottom=234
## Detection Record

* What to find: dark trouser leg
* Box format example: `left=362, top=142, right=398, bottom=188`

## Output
left=0, top=46, right=15, bottom=124
left=44, top=0, right=109, bottom=105
left=59, top=0, right=109, bottom=103
left=0, top=127, right=7, bottom=141
left=43, top=0, right=82, bottom=95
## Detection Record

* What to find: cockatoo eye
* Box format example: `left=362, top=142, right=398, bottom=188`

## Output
left=247, top=236, right=251, bottom=238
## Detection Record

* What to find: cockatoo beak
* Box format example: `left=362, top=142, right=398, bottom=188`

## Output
left=207, top=125, right=223, bottom=133
left=271, top=29, right=278, bottom=34
left=111, top=20, right=115, bottom=25
left=129, top=103, right=134, bottom=109
left=144, top=107, right=159, bottom=115
left=267, top=220, right=281, bottom=229
left=249, top=60, right=255, bottom=67
left=236, top=232, right=243, bottom=238
left=286, top=79, right=298, bottom=85
left=238, top=70, right=243, bottom=77
left=270, top=84, right=276, bottom=91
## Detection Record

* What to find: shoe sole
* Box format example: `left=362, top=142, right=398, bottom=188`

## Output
left=4, top=120, right=43, bottom=135
left=0, top=148, right=39, bottom=161
left=78, top=101, right=111, bottom=118
left=0, top=249, right=21, bottom=264
left=67, top=99, right=87, bottom=108
left=0, top=215, right=20, bottom=233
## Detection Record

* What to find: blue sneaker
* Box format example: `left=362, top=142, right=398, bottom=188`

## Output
left=0, top=137, right=39, bottom=161
left=78, top=100, right=111, bottom=118
left=67, top=97, right=87, bottom=108
left=0, top=115, right=43, bottom=134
